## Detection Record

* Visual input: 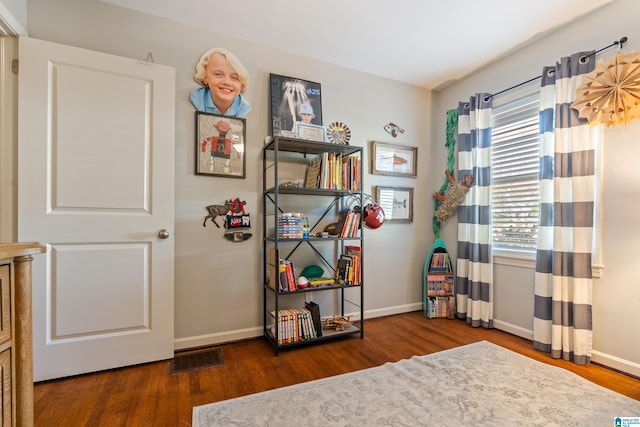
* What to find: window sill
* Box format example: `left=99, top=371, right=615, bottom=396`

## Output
left=592, top=264, right=603, bottom=278
left=493, top=249, right=536, bottom=269
left=492, top=249, right=603, bottom=278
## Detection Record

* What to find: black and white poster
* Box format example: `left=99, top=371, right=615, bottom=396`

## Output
left=269, top=73, right=323, bottom=138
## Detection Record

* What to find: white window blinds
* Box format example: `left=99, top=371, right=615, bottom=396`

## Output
left=491, top=92, right=540, bottom=251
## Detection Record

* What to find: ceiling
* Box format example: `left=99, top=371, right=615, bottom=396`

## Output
left=101, top=0, right=615, bottom=89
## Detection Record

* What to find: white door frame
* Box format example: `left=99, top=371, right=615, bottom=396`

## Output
left=0, top=1, right=23, bottom=242
left=0, top=35, right=18, bottom=242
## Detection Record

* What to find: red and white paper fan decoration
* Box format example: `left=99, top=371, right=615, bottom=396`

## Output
left=572, top=50, right=640, bottom=127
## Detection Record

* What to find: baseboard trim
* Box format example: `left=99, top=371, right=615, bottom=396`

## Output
left=174, top=303, right=423, bottom=351
left=175, top=309, right=640, bottom=378
left=174, top=326, right=263, bottom=351
left=591, top=350, right=640, bottom=378
left=350, top=302, right=423, bottom=321
left=492, top=320, right=640, bottom=378
left=493, top=320, right=533, bottom=340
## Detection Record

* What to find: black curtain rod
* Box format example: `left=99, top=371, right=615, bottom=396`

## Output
left=489, top=36, right=628, bottom=99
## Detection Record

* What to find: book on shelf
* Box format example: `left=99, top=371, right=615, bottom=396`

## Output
left=336, top=209, right=355, bottom=237
left=305, top=156, right=322, bottom=188
left=280, top=309, right=292, bottom=343
left=287, top=309, right=296, bottom=342
left=333, top=209, right=350, bottom=237
left=302, top=309, right=316, bottom=339
left=426, top=279, right=454, bottom=296
left=307, top=277, right=335, bottom=288
left=331, top=208, right=360, bottom=238
left=269, top=310, right=287, bottom=343
left=343, top=245, right=361, bottom=285
left=279, top=261, right=289, bottom=292
left=344, top=245, right=361, bottom=257
left=266, top=247, right=283, bottom=291
left=337, top=255, right=359, bottom=285
left=335, top=257, right=351, bottom=285
left=340, top=210, right=360, bottom=238
left=268, top=248, right=297, bottom=292
left=299, top=309, right=308, bottom=340
left=319, top=152, right=328, bottom=189
left=426, top=296, right=455, bottom=319
left=429, top=252, right=450, bottom=272
left=339, top=210, right=352, bottom=237
left=285, top=260, right=296, bottom=292
left=352, top=212, right=361, bottom=237
left=304, top=301, right=322, bottom=337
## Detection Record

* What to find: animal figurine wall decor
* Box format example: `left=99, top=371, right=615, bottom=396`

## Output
left=433, top=170, right=474, bottom=223
left=203, top=198, right=245, bottom=228
left=383, top=122, right=405, bottom=138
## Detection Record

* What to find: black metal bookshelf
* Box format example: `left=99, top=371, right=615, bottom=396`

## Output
left=262, top=136, right=364, bottom=354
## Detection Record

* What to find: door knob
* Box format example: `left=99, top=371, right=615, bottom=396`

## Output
left=158, top=229, right=170, bottom=239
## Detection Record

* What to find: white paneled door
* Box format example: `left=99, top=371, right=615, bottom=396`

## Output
left=18, top=37, right=175, bottom=381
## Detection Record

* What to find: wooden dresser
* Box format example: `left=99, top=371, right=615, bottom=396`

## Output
left=0, top=243, right=45, bottom=427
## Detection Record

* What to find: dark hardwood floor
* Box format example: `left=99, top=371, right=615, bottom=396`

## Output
left=34, top=311, right=640, bottom=426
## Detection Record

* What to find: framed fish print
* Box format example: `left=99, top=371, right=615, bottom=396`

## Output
left=371, top=141, right=417, bottom=177
left=375, top=186, right=414, bottom=223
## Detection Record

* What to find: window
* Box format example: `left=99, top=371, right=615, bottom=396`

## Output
left=489, top=89, right=603, bottom=275
left=491, top=91, right=540, bottom=253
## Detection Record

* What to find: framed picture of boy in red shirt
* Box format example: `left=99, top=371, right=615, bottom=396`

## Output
left=195, top=112, right=246, bottom=178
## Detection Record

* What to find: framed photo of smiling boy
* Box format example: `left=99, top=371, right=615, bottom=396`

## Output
left=189, top=47, right=252, bottom=118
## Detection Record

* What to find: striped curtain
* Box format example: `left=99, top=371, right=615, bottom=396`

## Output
left=456, top=95, right=494, bottom=328
left=533, top=52, right=596, bottom=364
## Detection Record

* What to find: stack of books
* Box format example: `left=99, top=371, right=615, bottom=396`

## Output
left=335, top=245, right=361, bottom=285
left=269, top=307, right=318, bottom=344
left=267, top=248, right=297, bottom=292
left=333, top=209, right=360, bottom=238
left=278, top=214, right=309, bottom=239
left=429, top=252, right=449, bottom=272
left=304, top=153, right=361, bottom=191
left=426, top=296, right=455, bottom=319
left=426, top=275, right=454, bottom=296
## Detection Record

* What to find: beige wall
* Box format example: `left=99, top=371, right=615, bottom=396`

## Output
left=24, top=0, right=640, bottom=376
left=432, top=0, right=640, bottom=375
left=25, top=0, right=432, bottom=348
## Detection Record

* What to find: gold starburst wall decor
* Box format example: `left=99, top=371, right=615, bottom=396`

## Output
left=571, top=50, right=640, bottom=127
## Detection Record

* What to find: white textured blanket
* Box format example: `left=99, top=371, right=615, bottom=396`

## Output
left=193, top=340, right=640, bottom=426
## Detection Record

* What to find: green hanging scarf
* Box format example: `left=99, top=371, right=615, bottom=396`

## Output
left=433, top=109, right=458, bottom=238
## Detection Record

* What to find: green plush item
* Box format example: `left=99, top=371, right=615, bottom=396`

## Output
left=300, top=265, right=324, bottom=279
left=433, top=109, right=459, bottom=238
